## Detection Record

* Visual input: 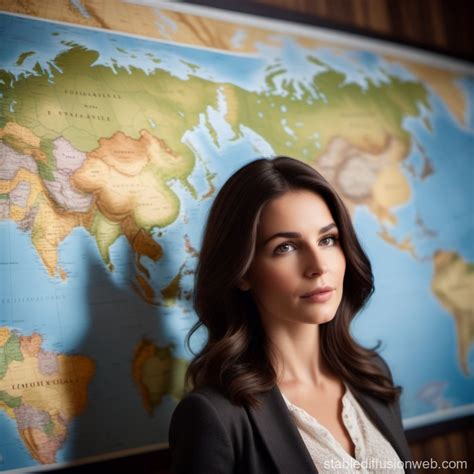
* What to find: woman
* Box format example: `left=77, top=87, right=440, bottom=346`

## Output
left=169, top=157, right=413, bottom=473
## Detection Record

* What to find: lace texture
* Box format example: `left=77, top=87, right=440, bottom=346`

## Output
left=281, top=383, right=404, bottom=474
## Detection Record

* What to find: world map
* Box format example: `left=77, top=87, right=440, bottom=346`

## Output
left=0, top=0, right=473, bottom=471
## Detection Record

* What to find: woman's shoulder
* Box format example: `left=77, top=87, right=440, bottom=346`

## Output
left=171, top=385, right=248, bottom=427
left=168, top=385, right=241, bottom=471
left=184, top=384, right=233, bottom=402
left=178, top=384, right=238, bottom=408
left=168, top=384, right=253, bottom=460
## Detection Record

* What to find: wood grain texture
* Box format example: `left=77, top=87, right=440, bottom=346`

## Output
left=244, top=0, right=474, bottom=60
left=409, top=427, right=474, bottom=473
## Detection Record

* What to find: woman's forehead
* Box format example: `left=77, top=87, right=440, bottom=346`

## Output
left=257, top=190, right=335, bottom=234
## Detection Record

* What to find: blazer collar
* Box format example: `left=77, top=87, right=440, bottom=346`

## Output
left=247, top=386, right=317, bottom=474
left=248, top=384, right=412, bottom=474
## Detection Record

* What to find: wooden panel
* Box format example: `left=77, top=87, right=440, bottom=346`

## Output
left=409, top=426, right=474, bottom=473
left=364, top=0, right=391, bottom=33
left=247, top=0, right=474, bottom=59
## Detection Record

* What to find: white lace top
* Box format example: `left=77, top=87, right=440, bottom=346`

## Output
left=281, top=383, right=404, bottom=473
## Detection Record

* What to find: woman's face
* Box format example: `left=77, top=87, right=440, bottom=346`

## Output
left=241, top=190, right=346, bottom=328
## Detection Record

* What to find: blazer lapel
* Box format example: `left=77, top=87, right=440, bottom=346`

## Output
left=247, top=387, right=317, bottom=474
left=347, top=383, right=413, bottom=470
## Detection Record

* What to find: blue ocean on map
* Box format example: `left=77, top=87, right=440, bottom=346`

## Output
left=0, top=13, right=264, bottom=91
left=353, top=91, right=474, bottom=421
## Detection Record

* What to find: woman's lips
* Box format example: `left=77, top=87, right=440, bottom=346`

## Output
left=301, top=287, right=334, bottom=303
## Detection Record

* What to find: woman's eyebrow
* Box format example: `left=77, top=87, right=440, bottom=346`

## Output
left=260, top=223, right=337, bottom=247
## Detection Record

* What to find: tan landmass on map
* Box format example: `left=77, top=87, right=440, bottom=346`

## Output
left=132, top=339, right=188, bottom=415
left=0, top=125, right=97, bottom=280
left=0, top=0, right=100, bottom=27
left=31, top=195, right=94, bottom=280
left=0, top=327, right=10, bottom=346
left=402, top=142, right=436, bottom=182
left=315, top=135, right=410, bottom=224
left=123, top=216, right=164, bottom=305
left=0, top=169, right=41, bottom=220
left=72, top=130, right=185, bottom=302
left=0, top=161, right=93, bottom=279
left=377, top=227, right=416, bottom=257
left=0, top=122, right=46, bottom=161
left=184, top=234, right=199, bottom=258
left=20, top=333, right=43, bottom=357
left=313, top=130, right=435, bottom=259
left=160, top=268, right=183, bottom=307
left=0, top=329, right=95, bottom=464
left=0, top=0, right=323, bottom=53
left=72, top=130, right=184, bottom=228
left=432, top=251, right=474, bottom=375
left=20, top=417, right=67, bottom=464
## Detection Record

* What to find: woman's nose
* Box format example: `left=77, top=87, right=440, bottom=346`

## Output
left=303, top=245, right=328, bottom=277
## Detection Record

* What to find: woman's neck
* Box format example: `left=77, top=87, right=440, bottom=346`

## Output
left=264, top=320, right=333, bottom=388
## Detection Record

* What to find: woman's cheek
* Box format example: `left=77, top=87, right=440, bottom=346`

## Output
left=266, top=265, right=295, bottom=290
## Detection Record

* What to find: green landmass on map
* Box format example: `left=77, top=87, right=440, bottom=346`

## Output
left=1, top=44, right=429, bottom=162
left=15, top=51, right=36, bottom=66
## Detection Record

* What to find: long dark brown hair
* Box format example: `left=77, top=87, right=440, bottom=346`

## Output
left=186, top=156, right=401, bottom=406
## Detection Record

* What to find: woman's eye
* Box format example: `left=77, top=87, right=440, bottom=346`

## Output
left=320, top=236, right=337, bottom=247
left=274, top=243, right=295, bottom=254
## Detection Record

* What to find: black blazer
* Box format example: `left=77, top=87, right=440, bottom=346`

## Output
left=169, top=355, right=414, bottom=473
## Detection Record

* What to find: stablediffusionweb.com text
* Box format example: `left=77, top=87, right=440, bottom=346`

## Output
left=323, top=457, right=469, bottom=471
